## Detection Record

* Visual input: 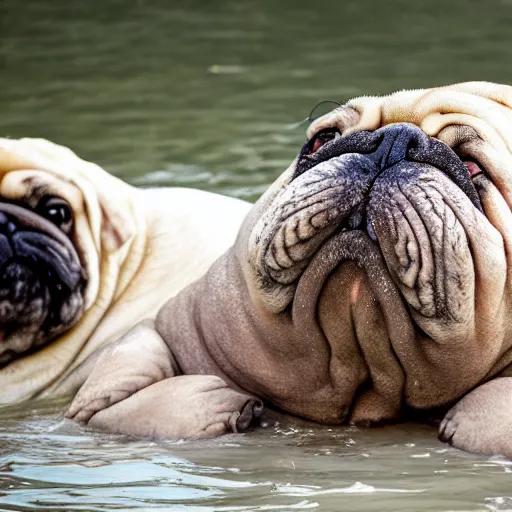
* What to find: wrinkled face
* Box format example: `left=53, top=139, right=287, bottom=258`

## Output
left=244, top=118, right=509, bottom=407
left=249, top=122, right=484, bottom=310
left=0, top=171, right=87, bottom=365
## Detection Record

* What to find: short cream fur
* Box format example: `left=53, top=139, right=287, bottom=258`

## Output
left=0, top=137, right=251, bottom=404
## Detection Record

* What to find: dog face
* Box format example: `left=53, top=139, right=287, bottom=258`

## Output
left=0, top=171, right=86, bottom=365
left=240, top=83, right=512, bottom=412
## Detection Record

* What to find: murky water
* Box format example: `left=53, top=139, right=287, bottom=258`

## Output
left=2, top=399, right=512, bottom=512
left=2, top=0, right=512, bottom=509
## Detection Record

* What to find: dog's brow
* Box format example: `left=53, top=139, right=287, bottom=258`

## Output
left=22, top=182, right=53, bottom=205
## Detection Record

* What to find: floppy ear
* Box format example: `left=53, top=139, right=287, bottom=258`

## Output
left=62, top=152, right=138, bottom=255
left=77, top=175, right=137, bottom=255
left=98, top=203, right=133, bottom=252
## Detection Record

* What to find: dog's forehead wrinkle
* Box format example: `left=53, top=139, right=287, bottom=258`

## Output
left=19, top=182, right=54, bottom=208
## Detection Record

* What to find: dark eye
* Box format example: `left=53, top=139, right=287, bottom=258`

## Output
left=37, top=197, right=73, bottom=234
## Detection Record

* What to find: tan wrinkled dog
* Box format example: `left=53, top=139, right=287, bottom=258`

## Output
left=68, top=81, right=512, bottom=459
left=0, top=138, right=250, bottom=404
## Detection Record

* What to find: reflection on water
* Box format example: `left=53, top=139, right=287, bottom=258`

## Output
left=2, top=0, right=512, bottom=509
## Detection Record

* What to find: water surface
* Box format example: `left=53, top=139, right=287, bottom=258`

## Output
left=2, top=0, right=512, bottom=510
left=2, top=399, right=512, bottom=512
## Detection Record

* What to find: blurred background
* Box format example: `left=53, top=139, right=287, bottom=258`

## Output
left=2, top=0, right=512, bottom=202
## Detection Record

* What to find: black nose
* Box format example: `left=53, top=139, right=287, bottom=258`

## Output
left=369, top=123, right=481, bottom=210
left=369, top=123, right=429, bottom=170
left=297, top=123, right=434, bottom=178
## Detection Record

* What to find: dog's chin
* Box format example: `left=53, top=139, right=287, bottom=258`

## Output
left=0, top=226, right=86, bottom=366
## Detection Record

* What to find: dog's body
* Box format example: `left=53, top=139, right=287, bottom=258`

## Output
left=68, top=81, right=512, bottom=459
left=0, top=138, right=250, bottom=404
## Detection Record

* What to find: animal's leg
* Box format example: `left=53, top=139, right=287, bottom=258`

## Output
left=65, top=319, right=263, bottom=439
left=439, top=377, right=512, bottom=458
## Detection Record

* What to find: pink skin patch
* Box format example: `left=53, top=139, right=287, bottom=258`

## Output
left=350, top=278, right=362, bottom=305
left=464, top=161, right=484, bottom=178
left=311, top=138, right=325, bottom=153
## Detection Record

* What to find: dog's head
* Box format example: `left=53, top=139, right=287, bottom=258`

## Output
left=240, top=82, right=512, bottom=410
left=0, top=138, right=137, bottom=367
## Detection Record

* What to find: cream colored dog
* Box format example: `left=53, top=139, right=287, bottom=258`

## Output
left=0, top=138, right=250, bottom=404
left=67, top=81, right=512, bottom=458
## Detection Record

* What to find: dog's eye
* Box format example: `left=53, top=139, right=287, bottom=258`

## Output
left=306, top=129, right=341, bottom=155
left=37, top=197, right=73, bottom=235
